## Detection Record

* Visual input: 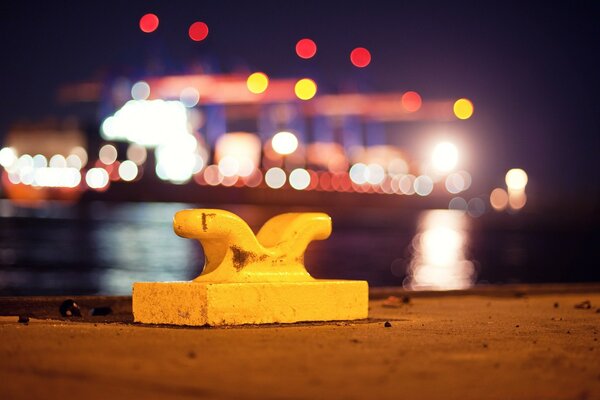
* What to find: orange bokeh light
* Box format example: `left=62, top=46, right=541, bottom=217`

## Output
left=490, top=188, right=509, bottom=211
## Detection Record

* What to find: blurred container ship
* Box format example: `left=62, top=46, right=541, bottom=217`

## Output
left=0, top=72, right=509, bottom=214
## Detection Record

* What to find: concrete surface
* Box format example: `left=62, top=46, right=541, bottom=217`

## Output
left=1, top=290, right=599, bottom=399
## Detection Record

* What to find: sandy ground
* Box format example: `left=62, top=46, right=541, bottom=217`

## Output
left=1, top=291, right=599, bottom=400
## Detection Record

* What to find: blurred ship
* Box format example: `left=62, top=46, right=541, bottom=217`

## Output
left=0, top=72, right=503, bottom=211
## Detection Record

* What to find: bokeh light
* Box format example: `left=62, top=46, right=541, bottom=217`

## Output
left=139, top=13, right=159, bottom=33
left=289, top=168, right=311, bottom=190
left=218, top=156, right=240, bottom=177
left=432, top=142, right=458, bottom=172
left=294, top=78, right=317, bottom=100
left=296, top=38, right=317, bottom=59
left=85, top=168, right=109, bottom=189
left=118, top=160, right=138, bottom=182
left=49, top=155, right=67, bottom=168
left=65, top=154, right=82, bottom=170
left=70, top=146, right=88, bottom=167
left=366, top=163, right=385, bottom=185
left=449, top=197, right=468, bottom=213
left=246, top=72, right=269, bottom=94
left=203, top=165, right=223, bottom=186
left=490, top=188, right=509, bottom=211
left=131, top=81, right=150, bottom=100
left=467, top=197, right=486, bottom=217
left=265, top=167, right=286, bottom=189
left=243, top=170, right=263, bottom=188
left=126, top=144, right=147, bottom=165
left=99, top=144, right=118, bottom=165
left=180, top=87, right=200, bottom=107
left=399, top=174, right=416, bottom=195
left=271, top=131, right=298, bottom=155
left=32, top=167, right=81, bottom=188
left=401, top=91, right=422, bottom=112
left=33, top=154, right=48, bottom=168
left=509, top=191, right=527, bottom=210
left=189, top=22, right=209, bottom=42
left=0, top=147, right=17, bottom=167
left=453, top=98, right=474, bottom=120
left=349, top=163, right=367, bottom=185
left=505, top=168, right=528, bottom=191
left=445, top=172, right=469, bottom=194
left=350, top=47, right=371, bottom=68
left=414, top=175, right=434, bottom=196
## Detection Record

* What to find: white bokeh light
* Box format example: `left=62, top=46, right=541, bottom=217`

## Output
left=432, top=142, right=458, bottom=172
left=85, top=168, right=110, bottom=189
left=414, top=175, right=434, bottom=196
left=265, top=167, right=286, bottom=189
left=289, top=168, right=311, bottom=190
left=118, top=160, right=138, bottom=182
left=271, top=131, right=298, bottom=155
left=0, top=147, right=17, bottom=168
left=505, top=168, right=528, bottom=191
left=180, top=87, right=200, bottom=108
left=131, top=81, right=150, bottom=100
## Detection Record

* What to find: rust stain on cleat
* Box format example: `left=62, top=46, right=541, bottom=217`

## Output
left=133, top=209, right=369, bottom=326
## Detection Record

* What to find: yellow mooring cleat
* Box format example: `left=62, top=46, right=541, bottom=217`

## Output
left=133, top=209, right=368, bottom=326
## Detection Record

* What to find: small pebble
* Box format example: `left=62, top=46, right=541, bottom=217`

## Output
left=18, top=315, right=29, bottom=324
left=515, top=325, right=520, bottom=328
left=384, top=321, right=392, bottom=328
left=554, top=302, right=559, bottom=308
left=187, top=350, right=196, bottom=359
left=59, top=299, right=81, bottom=317
left=482, top=343, right=488, bottom=348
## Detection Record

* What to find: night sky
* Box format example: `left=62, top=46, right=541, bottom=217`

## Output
left=1, top=1, right=598, bottom=205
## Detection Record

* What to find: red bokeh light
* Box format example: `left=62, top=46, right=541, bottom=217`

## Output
left=350, top=47, right=371, bottom=68
left=401, top=91, right=422, bottom=112
left=296, top=38, right=317, bottom=59
left=189, top=22, right=209, bottom=41
left=318, top=172, right=332, bottom=191
left=139, top=13, right=159, bottom=33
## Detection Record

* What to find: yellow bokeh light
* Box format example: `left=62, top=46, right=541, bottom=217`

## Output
left=294, top=78, right=317, bottom=100
left=246, top=72, right=269, bottom=94
left=505, top=168, right=528, bottom=191
left=453, top=98, right=474, bottom=120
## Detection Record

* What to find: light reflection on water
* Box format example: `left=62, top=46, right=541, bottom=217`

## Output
left=1, top=201, right=595, bottom=295
left=0, top=201, right=202, bottom=295
left=405, top=210, right=475, bottom=290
